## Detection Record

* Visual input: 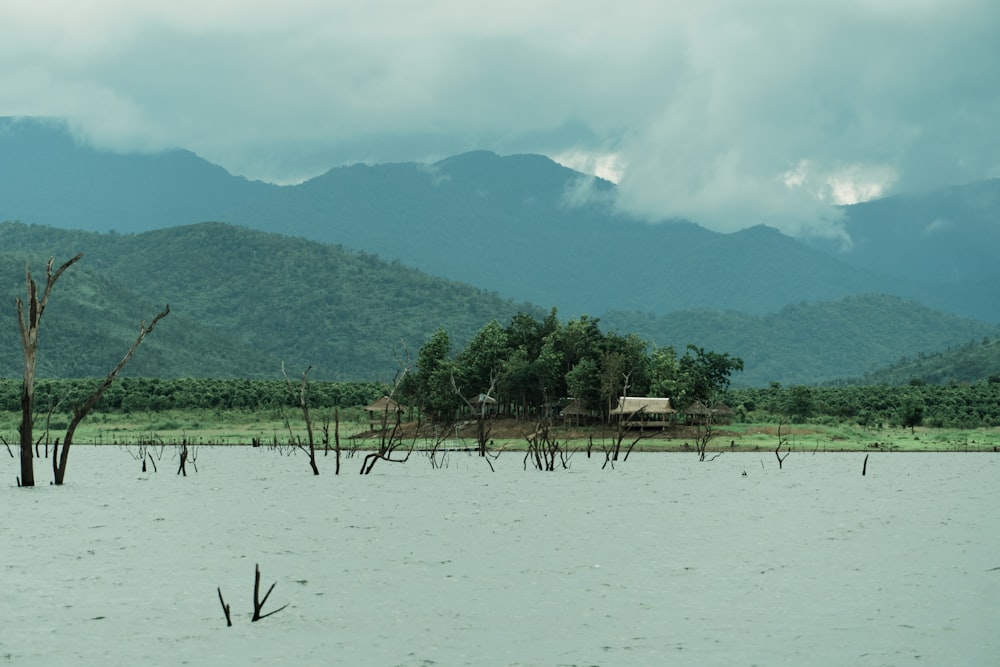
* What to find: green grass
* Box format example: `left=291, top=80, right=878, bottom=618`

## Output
left=2, top=410, right=998, bottom=453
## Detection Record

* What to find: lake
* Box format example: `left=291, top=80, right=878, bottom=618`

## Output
left=4, top=446, right=998, bottom=666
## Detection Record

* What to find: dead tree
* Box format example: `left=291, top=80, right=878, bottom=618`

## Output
left=360, top=408, right=414, bottom=474
left=361, top=362, right=413, bottom=474
left=451, top=369, right=499, bottom=458
left=694, top=415, right=716, bottom=462
left=14, top=253, right=82, bottom=487
left=217, top=563, right=287, bottom=626
left=281, top=363, right=319, bottom=475
left=321, top=408, right=341, bottom=475
left=251, top=563, right=288, bottom=621
left=602, top=375, right=655, bottom=467
left=524, top=420, right=570, bottom=471
left=775, top=423, right=791, bottom=469
left=603, top=408, right=654, bottom=469
left=217, top=588, right=232, bottom=627
left=52, top=305, right=170, bottom=485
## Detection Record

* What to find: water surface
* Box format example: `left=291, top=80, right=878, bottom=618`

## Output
left=4, top=447, right=998, bottom=665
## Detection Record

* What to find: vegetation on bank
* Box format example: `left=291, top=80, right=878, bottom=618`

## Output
left=3, top=357, right=1000, bottom=450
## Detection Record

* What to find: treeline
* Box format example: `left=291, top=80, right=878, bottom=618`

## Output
left=731, top=380, right=1000, bottom=429
left=0, top=378, right=387, bottom=413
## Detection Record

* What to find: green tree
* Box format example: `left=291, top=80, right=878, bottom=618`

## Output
left=900, top=397, right=925, bottom=433
left=649, top=345, right=680, bottom=398
left=677, top=345, right=744, bottom=409
left=455, top=320, right=508, bottom=398
left=784, top=385, right=815, bottom=423
left=400, top=328, right=460, bottom=421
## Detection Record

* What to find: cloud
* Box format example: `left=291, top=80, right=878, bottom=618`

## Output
left=1, top=1, right=997, bottom=237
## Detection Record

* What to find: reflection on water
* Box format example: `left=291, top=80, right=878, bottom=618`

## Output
left=5, top=448, right=999, bottom=666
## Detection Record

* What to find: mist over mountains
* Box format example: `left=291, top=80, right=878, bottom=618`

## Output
left=2, top=117, right=998, bottom=385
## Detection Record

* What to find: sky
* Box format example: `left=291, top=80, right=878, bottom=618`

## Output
left=2, top=0, right=998, bottom=239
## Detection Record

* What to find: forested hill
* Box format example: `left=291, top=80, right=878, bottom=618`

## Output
left=601, top=296, right=999, bottom=387
left=2, top=221, right=997, bottom=386
left=844, top=335, right=1000, bottom=386
left=0, top=221, right=540, bottom=380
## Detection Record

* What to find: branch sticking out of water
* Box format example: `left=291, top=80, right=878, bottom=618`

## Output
left=216, top=563, right=288, bottom=626
left=217, top=588, right=232, bottom=627
left=252, top=563, right=289, bottom=622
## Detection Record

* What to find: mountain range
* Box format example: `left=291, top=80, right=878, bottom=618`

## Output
left=1, top=117, right=998, bottom=386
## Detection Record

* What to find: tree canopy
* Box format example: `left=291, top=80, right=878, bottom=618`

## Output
left=397, top=311, right=744, bottom=423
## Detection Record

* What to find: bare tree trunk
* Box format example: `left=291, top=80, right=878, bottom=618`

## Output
left=282, top=363, right=319, bottom=475
left=334, top=408, right=341, bottom=475
left=775, top=423, right=790, bottom=469
left=14, top=254, right=83, bottom=487
left=52, top=305, right=169, bottom=485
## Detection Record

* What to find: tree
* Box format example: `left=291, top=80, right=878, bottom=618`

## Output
left=900, top=397, right=925, bottom=434
left=783, top=385, right=815, bottom=423
left=399, top=328, right=460, bottom=421
left=455, top=320, right=508, bottom=408
left=14, top=252, right=168, bottom=487
left=648, top=345, right=680, bottom=398
left=15, top=254, right=82, bottom=487
left=53, top=304, right=170, bottom=484
left=281, top=363, right=319, bottom=475
left=677, top=345, right=744, bottom=409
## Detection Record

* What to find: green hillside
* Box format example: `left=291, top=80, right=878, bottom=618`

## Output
left=602, top=295, right=1000, bottom=387
left=846, top=335, right=1000, bottom=386
left=3, top=221, right=997, bottom=386
left=0, top=221, right=541, bottom=380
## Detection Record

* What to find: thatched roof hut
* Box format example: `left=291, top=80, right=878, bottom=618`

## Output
left=365, top=395, right=405, bottom=429
left=609, top=396, right=675, bottom=417
left=684, top=400, right=734, bottom=424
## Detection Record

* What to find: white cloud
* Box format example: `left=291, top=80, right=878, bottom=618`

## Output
left=550, top=150, right=625, bottom=184
left=1, top=0, right=997, bottom=238
left=923, top=218, right=954, bottom=236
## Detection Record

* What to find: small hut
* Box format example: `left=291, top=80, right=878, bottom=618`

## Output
left=559, top=399, right=599, bottom=425
left=711, top=402, right=735, bottom=424
left=609, top=396, right=676, bottom=428
left=684, top=400, right=711, bottom=425
left=685, top=400, right=734, bottom=425
left=471, top=393, right=498, bottom=417
left=365, top=396, right=405, bottom=431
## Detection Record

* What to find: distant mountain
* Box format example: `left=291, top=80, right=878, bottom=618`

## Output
left=0, top=117, right=272, bottom=233
left=805, top=179, right=1000, bottom=318
left=3, top=117, right=997, bottom=322
left=2, top=222, right=996, bottom=385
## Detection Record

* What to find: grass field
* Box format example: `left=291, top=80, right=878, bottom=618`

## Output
left=2, top=409, right=998, bottom=454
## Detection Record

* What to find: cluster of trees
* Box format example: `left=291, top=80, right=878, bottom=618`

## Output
left=731, top=379, right=1000, bottom=429
left=396, top=310, right=745, bottom=423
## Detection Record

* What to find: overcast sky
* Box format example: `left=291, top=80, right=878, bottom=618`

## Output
left=2, top=1, right=997, bottom=238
